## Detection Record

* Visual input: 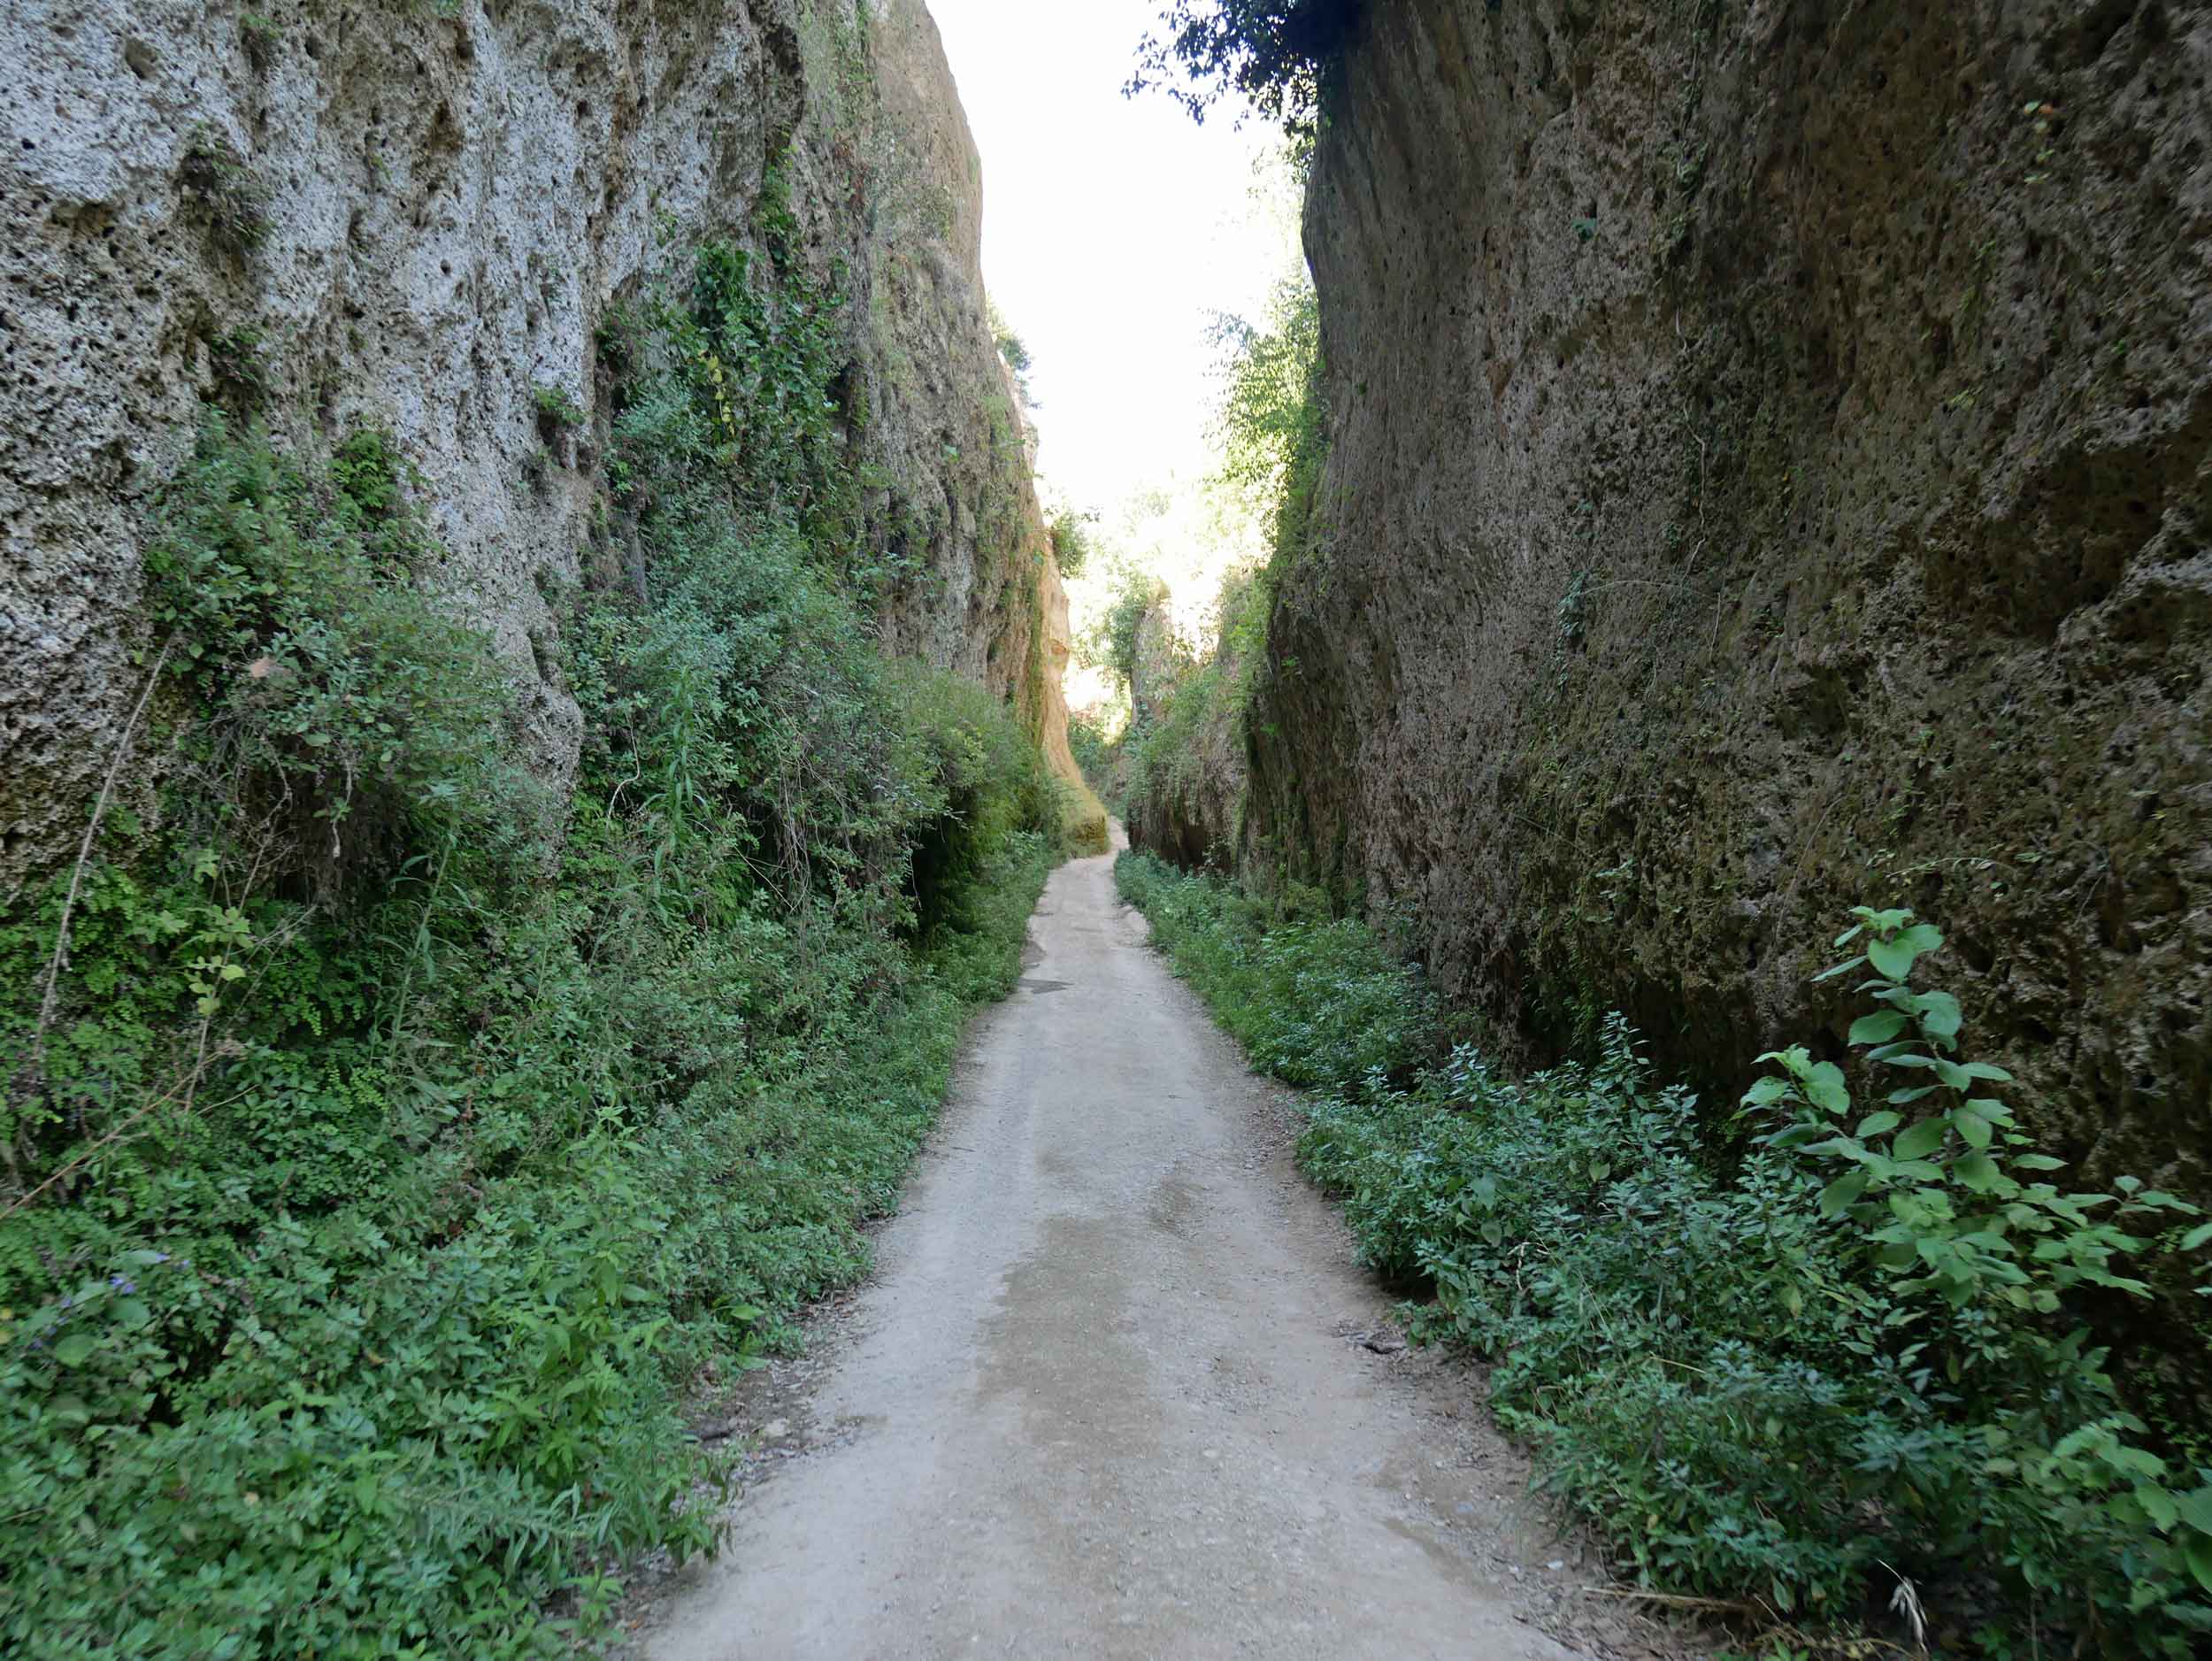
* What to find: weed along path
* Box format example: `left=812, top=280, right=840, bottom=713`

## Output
left=642, top=839, right=1611, bottom=1660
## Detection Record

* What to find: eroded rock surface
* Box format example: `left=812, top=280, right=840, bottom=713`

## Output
left=1245, top=0, right=2210, bottom=1179
left=1, top=0, right=1064, bottom=889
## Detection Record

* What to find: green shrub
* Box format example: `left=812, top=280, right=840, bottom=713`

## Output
left=889, top=662, right=1063, bottom=939
left=1068, top=706, right=1121, bottom=785
left=1087, top=568, right=1168, bottom=692
left=1127, top=1, right=1363, bottom=134
left=1211, top=273, right=1326, bottom=567
left=0, top=219, right=1064, bottom=1653
left=1048, top=511, right=1093, bottom=579
left=1118, top=273, right=1321, bottom=861
left=1117, top=857, right=2212, bottom=1657
left=1117, top=850, right=1434, bottom=1091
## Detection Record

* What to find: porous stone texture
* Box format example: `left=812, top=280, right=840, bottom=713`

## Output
left=856, top=0, right=1058, bottom=719
left=0, top=0, right=1062, bottom=894
left=1244, top=0, right=2211, bottom=1182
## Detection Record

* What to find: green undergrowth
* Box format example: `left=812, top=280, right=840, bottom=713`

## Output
left=0, top=211, right=1065, bottom=1657
left=1114, top=271, right=1321, bottom=853
left=1118, top=850, right=2212, bottom=1658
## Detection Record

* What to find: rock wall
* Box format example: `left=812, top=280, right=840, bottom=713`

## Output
left=1126, top=595, right=1245, bottom=870
left=856, top=0, right=1059, bottom=718
left=0, top=0, right=1063, bottom=893
left=1245, top=0, right=2211, bottom=1180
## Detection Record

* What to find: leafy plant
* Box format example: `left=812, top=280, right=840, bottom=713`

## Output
left=206, top=325, right=272, bottom=412
left=989, top=300, right=1038, bottom=409
left=1118, top=859, right=2212, bottom=1657
left=1210, top=271, right=1325, bottom=565
left=0, top=204, right=1067, bottom=1654
left=179, top=126, right=270, bottom=256
left=532, top=382, right=588, bottom=430
left=1747, top=907, right=2212, bottom=1642
left=1048, top=511, right=1093, bottom=579
left=240, top=12, right=280, bottom=74
left=1127, top=0, right=1365, bottom=134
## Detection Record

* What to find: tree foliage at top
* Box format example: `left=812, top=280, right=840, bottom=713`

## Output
left=1126, top=0, right=1364, bottom=133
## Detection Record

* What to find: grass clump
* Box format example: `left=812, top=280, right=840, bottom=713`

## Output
left=1117, top=851, right=2212, bottom=1657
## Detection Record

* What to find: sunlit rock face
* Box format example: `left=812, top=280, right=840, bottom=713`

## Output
left=1244, top=0, right=2210, bottom=1179
left=1, top=0, right=1061, bottom=886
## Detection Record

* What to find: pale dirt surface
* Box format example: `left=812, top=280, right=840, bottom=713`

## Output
left=637, top=840, right=1700, bottom=1660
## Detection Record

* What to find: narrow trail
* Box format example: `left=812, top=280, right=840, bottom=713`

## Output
left=642, top=840, right=1610, bottom=1660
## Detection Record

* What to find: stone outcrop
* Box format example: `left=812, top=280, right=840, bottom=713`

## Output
left=1, top=0, right=1065, bottom=892
left=1243, top=0, right=2211, bottom=1180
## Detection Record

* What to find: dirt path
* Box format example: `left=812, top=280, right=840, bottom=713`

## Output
left=641, top=842, right=1630, bottom=1660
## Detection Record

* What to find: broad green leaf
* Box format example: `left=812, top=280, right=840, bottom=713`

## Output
left=1814, top=953, right=1868, bottom=983
left=54, top=1333, right=96, bottom=1367
left=1849, top=1011, right=1908, bottom=1045
left=1955, top=1152, right=2001, bottom=1193
left=1819, top=1170, right=1870, bottom=1218
left=2181, top=1222, right=2212, bottom=1252
left=1765, top=1123, right=1828, bottom=1150
left=1963, top=1061, right=2015, bottom=1082
left=2014, top=1153, right=2066, bottom=1172
left=1867, top=934, right=1921, bottom=980
left=2109, top=1446, right=2168, bottom=1480
left=1855, top=1111, right=1901, bottom=1138
left=1803, top=1062, right=1851, bottom=1113
left=1898, top=923, right=1944, bottom=953
left=2185, top=1535, right=2212, bottom=1596
left=2176, top=1488, right=2212, bottom=1534
left=1916, top=990, right=1962, bottom=1040
left=1886, top=1084, right=1938, bottom=1105
left=1893, top=1119, right=1948, bottom=1160
left=1955, top=1111, right=1993, bottom=1150
left=1741, top=1075, right=1793, bottom=1107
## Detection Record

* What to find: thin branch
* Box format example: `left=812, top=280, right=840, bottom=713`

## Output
left=15, top=636, right=175, bottom=1104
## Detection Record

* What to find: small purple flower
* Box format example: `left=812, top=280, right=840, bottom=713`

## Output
left=109, top=1277, right=137, bottom=1294
left=152, top=1253, right=171, bottom=1265
left=58, top=1296, right=72, bottom=1309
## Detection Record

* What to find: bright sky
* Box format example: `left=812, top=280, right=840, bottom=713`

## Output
left=925, top=0, right=1298, bottom=516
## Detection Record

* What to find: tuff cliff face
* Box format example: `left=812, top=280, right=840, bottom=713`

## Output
left=857, top=0, right=1059, bottom=711
left=1245, top=0, right=2211, bottom=1178
left=1, top=0, right=1063, bottom=891
left=1125, top=594, right=1246, bottom=870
